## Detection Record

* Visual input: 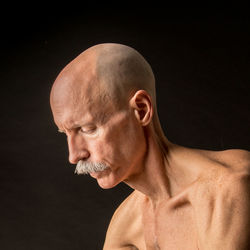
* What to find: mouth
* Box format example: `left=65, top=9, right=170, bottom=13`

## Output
left=89, top=168, right=111, bottom=178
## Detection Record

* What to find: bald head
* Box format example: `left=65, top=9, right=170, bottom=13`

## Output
left=50, top=43, right=156, bottom=112
left=50, top=43, right=168, bottom=152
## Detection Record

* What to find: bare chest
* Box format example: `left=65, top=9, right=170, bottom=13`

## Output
left=142, top=201, right=199, bottom=250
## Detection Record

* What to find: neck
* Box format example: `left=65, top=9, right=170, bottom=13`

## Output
left=124, top=127, right=205, bottom=207
left=124, top=127, right=175, bottom=205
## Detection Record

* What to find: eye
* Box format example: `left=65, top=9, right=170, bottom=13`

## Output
left=79, top=126, right=96, bottom=134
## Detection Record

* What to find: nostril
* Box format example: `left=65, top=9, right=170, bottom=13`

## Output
left=69, top=150, right=90, bottom=164
left=82, top=150, right=90, bottom=160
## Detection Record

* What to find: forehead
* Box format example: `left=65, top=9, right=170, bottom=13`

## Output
left=50, top=49, right=117, bottom=129
left=51, top=82, right=114, bottom=129
left=56, top=108, right=94, bottom=130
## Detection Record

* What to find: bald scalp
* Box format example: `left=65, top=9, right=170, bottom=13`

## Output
left=94, top=43, right=156, bottom=109
left=51, top=43, right=155, bottom=109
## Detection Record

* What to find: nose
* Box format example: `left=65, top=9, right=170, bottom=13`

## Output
left=67, top=133, right=90, bottom=164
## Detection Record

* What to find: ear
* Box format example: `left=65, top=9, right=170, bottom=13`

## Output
left=129, top=90, right=153, bottom=126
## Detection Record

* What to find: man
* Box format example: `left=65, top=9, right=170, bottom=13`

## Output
left=50, top=43, right=250, bottom=250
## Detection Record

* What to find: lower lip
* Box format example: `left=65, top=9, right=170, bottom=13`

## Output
left=90, top=168, right=110, bottom=178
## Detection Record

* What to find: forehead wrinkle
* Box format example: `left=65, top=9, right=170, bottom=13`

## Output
left=55, top=88, right=109, bottom=131
left=57, top=109, right=95, bottom=131
left=51, top=69, right=99, bottom=119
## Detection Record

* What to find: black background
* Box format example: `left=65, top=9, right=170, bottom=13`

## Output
left=1, top=6, right=250, bottom=250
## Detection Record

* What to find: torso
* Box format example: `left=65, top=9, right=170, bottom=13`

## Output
left=104, top=148, right=250, bottom=250
left=142, top=197, right=199, bottom=250
left=138, top=149, right=248, bottom=250
left=142, top=150, right=250, bottom=250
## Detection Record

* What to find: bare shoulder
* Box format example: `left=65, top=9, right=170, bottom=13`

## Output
left=192, top=148, right=250, bottom=192
left=190, top=151, right=250, bottom=249
left=189, top=147, right=250, bottom=206
left=207, top=148, right=250, bottom=171
left=103, top=190, right=145, bottom=250
left=193, top=153, right=250, bottom=199
left=191, top=148, right=250, bottom=225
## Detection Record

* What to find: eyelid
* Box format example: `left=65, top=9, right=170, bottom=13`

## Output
left=58, top=129, right=65, bottom=133
left=80, top=126, right=96, bottom=134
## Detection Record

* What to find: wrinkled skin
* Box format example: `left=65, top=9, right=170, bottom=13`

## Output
left=50, top=43, right=250, bottom=250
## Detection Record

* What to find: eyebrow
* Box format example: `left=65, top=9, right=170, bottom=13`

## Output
left=57, top=122, right=94, bottom=133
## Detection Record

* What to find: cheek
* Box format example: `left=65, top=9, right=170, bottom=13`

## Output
left=108, top=118, right=146, bottom=163
left=88, top=114, right=146, bottom=166
left=87, top=135, right=119, bottom=164
left=126, top=123, right=146, bottom=157
left=87, top=140, right=105, bottom=162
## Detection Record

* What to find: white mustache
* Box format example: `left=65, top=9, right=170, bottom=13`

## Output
left=75, top=160, right=109, bottom=175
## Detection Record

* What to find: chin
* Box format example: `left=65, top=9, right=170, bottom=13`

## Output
left=97, top=180, right=118, bottom=189
left=94, top=169, right=123, bottom=189
left=96, top=174, right=122, bottom=189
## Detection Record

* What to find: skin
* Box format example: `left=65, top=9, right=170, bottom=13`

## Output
left=50, top=43, right=250, bottom=249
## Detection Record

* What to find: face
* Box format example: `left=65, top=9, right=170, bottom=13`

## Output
left=50, top=82, right=147, bottom=189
